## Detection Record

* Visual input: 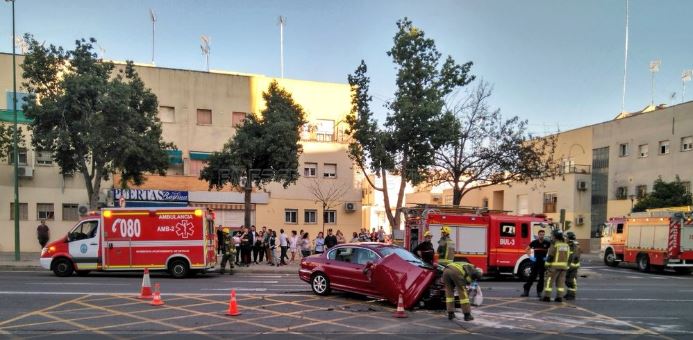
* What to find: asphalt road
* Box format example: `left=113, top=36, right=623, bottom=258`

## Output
left=0, top=263, right=691, bottom=339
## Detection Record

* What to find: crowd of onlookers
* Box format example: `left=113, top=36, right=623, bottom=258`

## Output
left=217, top=225, right=390, bottom=266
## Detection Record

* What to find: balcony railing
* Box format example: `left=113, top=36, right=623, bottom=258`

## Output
left=560, top=164, right=591, bottom=175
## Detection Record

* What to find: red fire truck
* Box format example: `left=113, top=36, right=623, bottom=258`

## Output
left=40, top=207, right=217, bottom=278
left=403, top=205, right=551, bottom=279
left=600, top=208, right=693, bottom=274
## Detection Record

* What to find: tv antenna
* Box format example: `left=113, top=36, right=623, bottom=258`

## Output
left=682, top=70, right=692, bottom=103
left=649, top=59, right=661, bottom=106
left=14, top=35, right=28, bottom=54
left=150, top=8, right=156, bottom=65
left=200, top=35, right=211, bottom=72
left=278, top=16, right=286, bottom=78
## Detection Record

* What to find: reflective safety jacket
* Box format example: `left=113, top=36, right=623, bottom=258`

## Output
left=447, top=261, right=476, bottom=284
left=545, top=241, right=570, bottom=270
left=222, top=235, right=236, bottom=256
left=437, top=237, right=456, bottom=266
left=567, top=240, right=581, bottom=270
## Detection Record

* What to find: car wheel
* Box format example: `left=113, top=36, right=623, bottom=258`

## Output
left=75, top=270, right=91, bottom=276
left=517, top=260, right=533, bottom=281
left=169, top=259, right=189, bottom=279
left=636, top=254, right=650, bottom=273
left=604, top=249, right=618, bottom=267
left=311, top=273, right=331, bottom=296
left=53, top=258, right=74, bottom=277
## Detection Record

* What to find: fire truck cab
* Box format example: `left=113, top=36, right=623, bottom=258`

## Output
left=599, top=217, right=626, bottom=266
left=403, top=205, right=551, bottom=280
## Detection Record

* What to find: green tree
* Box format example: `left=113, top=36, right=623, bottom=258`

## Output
left=200, top=81, right=306, bottom=227
left=21, top=36, right=173, bottom=208
left=0, top=124, right=25, bottom=160
left=633, top=176, right=692, bottom=212
left=434, top=81, right=559, bottom=206
left=347, top=18, right=474, bottom=229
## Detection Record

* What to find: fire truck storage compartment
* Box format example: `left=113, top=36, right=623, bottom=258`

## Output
left=626, top=223, right=668, bottom=250
left=429, top=224, right=487, bottom=254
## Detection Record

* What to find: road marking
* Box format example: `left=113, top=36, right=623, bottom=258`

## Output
left=580, top=298, right=693, bottom=302
left=0, top=291, right=311, bottom=297
left=27, top=282, right=130, bottom=286
left=222, top=280, right=278, bottom=284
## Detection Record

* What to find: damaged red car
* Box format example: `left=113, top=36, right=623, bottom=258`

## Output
left=299, top=243, right=447, bottom=309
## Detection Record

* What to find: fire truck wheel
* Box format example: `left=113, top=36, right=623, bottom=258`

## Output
left=75, top=270, right=91, bottom=276
left=517, top=260, right=533, bottom=281
left=636, top=254, right=650, bottom=273
left=52, top=258, right=74, bottom=277
left=169, top=259, right=190, bottom=278
left=604, top=249, right=618, bottom=267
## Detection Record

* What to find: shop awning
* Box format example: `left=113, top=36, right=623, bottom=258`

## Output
left=0, top=110, right=31, bottom=124
left=124, top=201, right=188, bottom=208
left=189, top=151, right=212, bottom=161
left=191, top=202, right=254, bottom=210
left=166, top=149, right=183, bottom=165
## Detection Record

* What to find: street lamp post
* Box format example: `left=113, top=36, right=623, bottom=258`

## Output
left=6, top=0, right=20, bottom=261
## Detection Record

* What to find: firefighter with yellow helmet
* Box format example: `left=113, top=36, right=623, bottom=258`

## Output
left=542, top=229, right=570, bottom=302
left=564, top=231, right=581, bottom=300
left=443, top=261, right=483, bottom=321
left=219, top=227, right=235, bottom=275
left=437, top=226, right=455, bottom=266
left=412, top=230, right=435, bottom=265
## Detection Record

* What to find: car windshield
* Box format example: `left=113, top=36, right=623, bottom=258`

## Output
left=379, top=247, right=432, bottom=268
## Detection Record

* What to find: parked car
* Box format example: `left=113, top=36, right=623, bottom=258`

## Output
left=298, top=242, right=448, bottom=309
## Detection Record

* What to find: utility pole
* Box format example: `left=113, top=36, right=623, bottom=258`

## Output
left=279, top=16, right=286, bottom=79
left=6, top=0, right=20, bottom=261
left=649, top=59, right=661, bottom=106
left=620, top=0, right=629, bottom=113
left=150, top=9, right=156, bottom=65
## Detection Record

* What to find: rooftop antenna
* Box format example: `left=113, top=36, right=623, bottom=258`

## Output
left=14, top=35, right=28, bottom=54
left=200, top=35, right=210, bottom=72
left=278, top=15, right=286, bottom=78
left=150, top=9, right=156, bottom=65
left=620, top=0, right=629, bottom=113
left=649, top=59, right=661, bottom=106
left=682, top=70, right=692, bottom=103
left=96, top=43, right=106, bottom=59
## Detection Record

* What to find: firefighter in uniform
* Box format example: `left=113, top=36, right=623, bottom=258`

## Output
left=412, top=231, right=435, bottom=265
left=437, top=226, right=455, bottom=266
left=542, top=229, right=570, bottom=302
left=219, top=228, right=235, bottom=275
left=443, top=261, right=482, bottom=321
left=564, top=231, right=581, bottom=300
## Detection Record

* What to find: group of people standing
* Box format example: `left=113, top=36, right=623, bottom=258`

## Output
left=522, top=229, right=581, bottom=302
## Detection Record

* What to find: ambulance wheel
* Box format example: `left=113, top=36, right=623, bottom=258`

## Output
left=604, top=249, right=618, bottom=267
left=75, top=270, right=91, bottom=276
left=517, top=260, right=533, bottom=281
left=636, top=254, right=650, bottom=273
left=52, top=258, right=74, bottom=277
left=169, top=259, right=190, bottom=279
left=311, top=273, right=331, bottom=296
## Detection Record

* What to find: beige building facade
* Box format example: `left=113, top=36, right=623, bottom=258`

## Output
left=0, top=52, right=362, bottom=252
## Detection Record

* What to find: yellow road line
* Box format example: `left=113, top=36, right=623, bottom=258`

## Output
left=0, top=295, right=88, bottom=328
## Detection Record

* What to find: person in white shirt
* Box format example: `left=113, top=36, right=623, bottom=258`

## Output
left=279, top=229, right=289, bottom=266
left=289, top=230, right=299, bottom=263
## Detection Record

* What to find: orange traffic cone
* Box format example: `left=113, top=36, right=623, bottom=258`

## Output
left=225, top=289, right=241, bottom=316
left=392, top=293, right=408, bottom=318
left=138, top=268, right=153, bottom=299
left=150, top=283, right=165, bottom=306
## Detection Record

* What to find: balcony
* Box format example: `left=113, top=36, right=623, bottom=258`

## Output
left=560, top=164, right=591, bottom=175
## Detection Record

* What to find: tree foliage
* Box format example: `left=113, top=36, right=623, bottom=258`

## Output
left=305, top=178, right=350, bottom=234
left=347, top=18, right=474, bottom=229
left=633, top=176, right=692, bottom=212
left=21, top=36, right=173, bottom=208
left=0, top=124, right=25, bottom=160
left=434, top=81, right=559, bottom=206
left=200, top=81, right=306, bottom=227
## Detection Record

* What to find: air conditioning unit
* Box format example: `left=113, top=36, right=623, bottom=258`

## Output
left=17, top=166, right=33, bottom=178
left=344, top=202, right=356, bottom=212
left=576, top=215, right=585, bottom=226
left=432, top=194, right=442, bottom=202
left=577, top=180, right=587, bottom=191
left=78, top=204, right=90, bottom=216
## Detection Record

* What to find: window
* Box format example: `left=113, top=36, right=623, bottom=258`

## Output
left=618, top=143, right=629, bottom=157
left=542, top=193, right=557, bottom=213
left=323, top=163, right=337, bottom=178
left=521, top=223, right=529, bottom=238
left=638, top=144, right=648, bottom=158
left=284, top=209, right=298, bottom=224
left=304, top=210, right=317, bottom=224
left=616, top=223, right=624, bottom=234
left=35, top=150, right=52, bottom=166
left=196, top=109, right=212, bottom=125
left=37, top=203, right=55, bottom=220
left=682, top=181, right=691, bottom=194
left=636, top=185, right=647, bottom=199
left=303, top=162, right=317, bottom=177
left=500, top=222, right=516, bottom=237
left=70, top=220, right=98, bottom=241
left=316, top=119, right=335, bottom=142
left=330, top=247, right=354, bottom=262
left=482, top=198, right=489, bottom=209
left=159, top=106, right=175, bottom=123
left=324, top=210, right=336, bottom=224
left=352, top=248, right=379, bottom=265
left=8, top=147, right=27, bottom=165
left=615, top=186, right=628, bottom=200
left=62, top=204, right=79, bottom=221
left=682, top=136, right=693, bottom=152
left=9, top=203, right=28, bottom=220
left=232, top=112, right=246, bottom=126
left=659, top=140, right=670, bottom=155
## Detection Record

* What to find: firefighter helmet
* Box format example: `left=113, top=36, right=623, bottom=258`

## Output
left=470, top=267, right=483, bottom=281
left=424, top=231, right=432, bottom=238
left=552, top=229, right=564, bottom=240
left=565, top=231, right=576, bottom=240
left=441, top=226, right=451, bottom=235
left=223, top=227, right=230, bottom=234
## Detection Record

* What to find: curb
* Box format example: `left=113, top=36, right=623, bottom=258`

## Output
left=0, top=265, right=298, bottom=275
left=0, top=265, right=43, bottom=271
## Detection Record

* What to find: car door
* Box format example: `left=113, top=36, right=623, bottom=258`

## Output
left=323, top=247, right=356, bottom=290
left=350, top=248, right=381, bottom=295
left=67, top=220, right=100, bottom=271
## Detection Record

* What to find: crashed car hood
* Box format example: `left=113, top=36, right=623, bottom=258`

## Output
left=370, top=253, right=437, bottom=309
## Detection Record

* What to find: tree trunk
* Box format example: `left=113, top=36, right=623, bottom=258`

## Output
left=244, top=169, right=252, bottom=227
left=453, top=182, right=462, bottom=206
left=380, top=169, right=397, bottom=230
left=79, top=162, right=97, bottom=210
